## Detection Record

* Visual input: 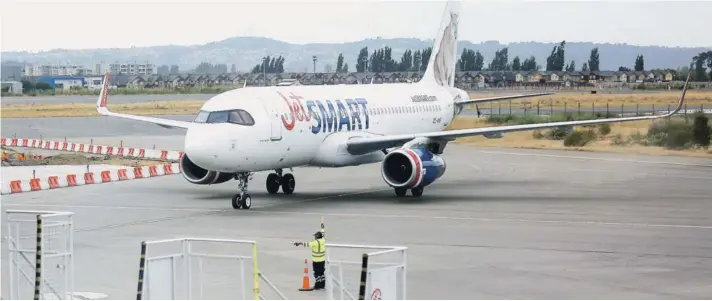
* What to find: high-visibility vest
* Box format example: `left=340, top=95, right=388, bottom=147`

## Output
left=305, top=238, right=326, bottom=262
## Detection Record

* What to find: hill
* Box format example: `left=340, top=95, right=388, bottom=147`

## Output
left=2, top=37, right=708, bottom=73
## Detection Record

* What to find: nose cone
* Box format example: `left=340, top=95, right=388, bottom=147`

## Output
left=184, top=126, right=224, bottom=170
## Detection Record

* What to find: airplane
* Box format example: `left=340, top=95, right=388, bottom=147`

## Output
left=95, top=1, right=691, bottom=210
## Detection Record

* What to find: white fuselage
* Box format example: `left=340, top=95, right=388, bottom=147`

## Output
left=184, top=81, right=467, bottom=173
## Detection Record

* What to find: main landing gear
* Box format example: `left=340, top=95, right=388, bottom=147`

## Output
left=231, top=169, right=296, bottom=210
left=394, top=186, right=424, bottom=197
left=265, top=168, right=295, bottom=195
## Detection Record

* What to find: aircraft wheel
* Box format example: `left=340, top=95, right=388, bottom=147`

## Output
left=240, top=194, right=252, bottom=209
left=266, top=173, right=281, bottom=194
left=394, top=187, right=407, bottom=197
left=281, top=173, right=295, bottom=194
left=231, top=194, right=241, bottom=209
left=411, top=186, right=424, bottom=197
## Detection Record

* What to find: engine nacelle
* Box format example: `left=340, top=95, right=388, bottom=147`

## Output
left=380, top=146, right=446, bottom=189
left=179, top=154, right=234, bottom=185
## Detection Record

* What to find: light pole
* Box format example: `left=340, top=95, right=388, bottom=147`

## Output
left=312, top=56, right=317, bottom=74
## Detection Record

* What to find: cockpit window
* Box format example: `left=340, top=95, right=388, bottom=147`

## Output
left=194, top=109, right=255, bottom=126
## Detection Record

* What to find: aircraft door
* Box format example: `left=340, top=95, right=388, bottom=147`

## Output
left=261, top=96, right=282, bottom=141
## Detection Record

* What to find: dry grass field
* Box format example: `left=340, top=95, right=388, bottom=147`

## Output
left=0, top=100, right=205, bottom=118
left=2, top=91, right=712, bottom=119
left=466, top=90, right=712, bottom=109
left=447, top=116, right=712, bottom=158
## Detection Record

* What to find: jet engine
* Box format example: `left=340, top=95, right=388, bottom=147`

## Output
left=179, top=154, right=234, bottom=185
left=380, top=146, right=446, bottom=189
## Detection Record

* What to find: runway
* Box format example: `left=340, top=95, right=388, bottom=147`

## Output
left=2, top=119, right=712, bottom=299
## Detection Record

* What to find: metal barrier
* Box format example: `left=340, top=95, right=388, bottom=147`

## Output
left=136, top=237, right=285, bottom=300
left=325, top=243, right=407, bottom=300
left=5, top=210, right=74, bottom=300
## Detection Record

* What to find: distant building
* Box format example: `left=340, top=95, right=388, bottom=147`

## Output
left=1, top=63, right=23, bottom=80
left=24, top=64, right=91, bottom=76
left=1, top=81, right=23, bottom=94
left=109, top=62, right=156, bottom=75
left=38, top=76, right=85, bottom=90
left=84, top=75, right=105, bottom=89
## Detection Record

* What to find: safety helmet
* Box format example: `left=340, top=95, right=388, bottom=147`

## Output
left=314, top=231, right=324, bottom=239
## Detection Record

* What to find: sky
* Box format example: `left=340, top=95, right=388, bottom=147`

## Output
left=2, top=0, right=712, bottom=52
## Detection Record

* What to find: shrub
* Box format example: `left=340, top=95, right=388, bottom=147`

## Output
left=645, top=120, right=694, bottom=149
left=692, top=113, right=710, bottom=147
left=546, top=127, right=569, bottom=140
left=611, top=133, right=627, bottom=146
left=597, top=123, right=611, bottom=136
left=532, top=130, right=544, bottom=139
left=564, top=129, right=597, bottom=147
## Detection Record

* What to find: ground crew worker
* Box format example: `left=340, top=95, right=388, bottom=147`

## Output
left=293, top=222, right=326, bottom=290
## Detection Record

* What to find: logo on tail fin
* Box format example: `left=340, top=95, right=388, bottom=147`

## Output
left=421, top=1, right=460, bottom=87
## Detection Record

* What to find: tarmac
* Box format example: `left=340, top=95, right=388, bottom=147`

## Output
left=2, top=118, right=712, bottom=299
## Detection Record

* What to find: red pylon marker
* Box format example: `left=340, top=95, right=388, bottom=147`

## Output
left=298, top=259, right=313, bottom=291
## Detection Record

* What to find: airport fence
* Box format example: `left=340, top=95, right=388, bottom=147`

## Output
left=471, top=101, right=711, bottom=119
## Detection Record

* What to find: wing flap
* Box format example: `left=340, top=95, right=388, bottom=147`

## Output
left=347, top=71, right=692, bottom=155
left=95, top=72, right=193, bottom=129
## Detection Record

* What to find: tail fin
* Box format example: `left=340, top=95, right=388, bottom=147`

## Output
left=419, top=0, right=460, bottom=87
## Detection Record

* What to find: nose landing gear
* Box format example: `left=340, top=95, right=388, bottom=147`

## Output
left=232, top=172, right=252, bottom=209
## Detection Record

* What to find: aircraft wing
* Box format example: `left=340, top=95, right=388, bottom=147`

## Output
left=95, top=72, right=193, bottom=129
left=346, top=72, right=691, bottom=156
left=455, top=92, right=554, bottom=105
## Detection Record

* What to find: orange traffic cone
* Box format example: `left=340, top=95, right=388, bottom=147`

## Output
left=298, top=259, right=313, bottom=291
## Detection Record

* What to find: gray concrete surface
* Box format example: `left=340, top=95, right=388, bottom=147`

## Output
left=2, top=130, right=712, bottom=299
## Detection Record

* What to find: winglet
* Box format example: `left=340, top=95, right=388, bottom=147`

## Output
left=661, top=69, right=691, bottom=117
left=96, top=72, right=110, bottom=115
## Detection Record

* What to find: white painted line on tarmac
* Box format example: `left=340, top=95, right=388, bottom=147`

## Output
left=472, top=150, right=712, bottom=167
left=249, top=210, right=712, bottom=230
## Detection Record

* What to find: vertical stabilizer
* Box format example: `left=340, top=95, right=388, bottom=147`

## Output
left=419, top=0, right=460, bottom=87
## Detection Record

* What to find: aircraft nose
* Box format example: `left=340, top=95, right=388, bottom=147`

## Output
left=184, top=126, right=223, bottom=169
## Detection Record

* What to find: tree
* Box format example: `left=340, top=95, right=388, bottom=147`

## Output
left=511, top=56, right=521, bottom=71
left=581, top=62, right=589, bottom=72
left=565, top=60, right=576, bottom=72
left=588, top=47, right=600, bottom=72
left=546, top=41, right=566, bottom=71
left=342, top=63, right=349, bottom=73
left=693, top=53, right=707, bottom=81
left=412, top=50, right=422, bottom=72
left=458, top=48, right=484, bottom=71
left=356, top=47, right=369, bottom=72
left=521, top=56, right=538, bottom=71
left=324, top=64, right=333, bottom=73
left=421, top=47, right=432, bottom=71
left=618, top=66, right=631, bottom=72
left=250, top=56, right=285, bottom=73
left=487, top=47, right=509, bottom=71
left=634, top=55, right=644, bottom=71
left=336, top=53, right=344, bottom=73
left=399, top=50, right=413, bottom=72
